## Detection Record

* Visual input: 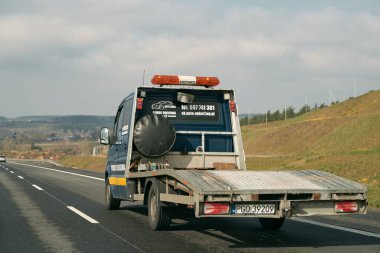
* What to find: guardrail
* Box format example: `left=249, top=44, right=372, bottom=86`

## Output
left=7, top=158, right=63, bottom=167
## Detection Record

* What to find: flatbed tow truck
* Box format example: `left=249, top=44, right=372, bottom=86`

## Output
left=100, top=75, right=367, bottom=230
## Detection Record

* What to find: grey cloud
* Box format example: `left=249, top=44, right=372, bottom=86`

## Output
left=0, top=0, right=380, bottom=117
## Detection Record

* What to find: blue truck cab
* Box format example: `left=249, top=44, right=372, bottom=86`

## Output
left=100, top=75, right=246, bottom=227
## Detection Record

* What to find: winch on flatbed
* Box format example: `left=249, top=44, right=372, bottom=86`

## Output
left=100, top=74, right=368, bottom=230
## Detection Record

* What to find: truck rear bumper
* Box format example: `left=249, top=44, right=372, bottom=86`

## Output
left=196, top=199, right=368, bottom=218
left=196, top=200, right=368, bottom=218
left=290, top=200, right=368, bottom=217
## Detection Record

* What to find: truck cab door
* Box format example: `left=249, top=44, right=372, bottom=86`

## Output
left=108, top=103, right=127, bottom=198
left=108, top=97, right=134, bottom=200
left=116, top=98, right=134, bottom=200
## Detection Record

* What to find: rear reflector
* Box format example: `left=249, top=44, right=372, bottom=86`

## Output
left=335, top=201, right=358, bottom=213
left=204, top=203, right=230, bottom=215
left=137, top=98, right=143, bottom=110
left=229, top=100, right=236, bottom=112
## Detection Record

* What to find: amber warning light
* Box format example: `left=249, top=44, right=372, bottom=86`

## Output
left=151, top=75, right=220, bottom=87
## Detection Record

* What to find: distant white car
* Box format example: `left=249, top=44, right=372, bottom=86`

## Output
left=0, top=155, right=6, bottom=163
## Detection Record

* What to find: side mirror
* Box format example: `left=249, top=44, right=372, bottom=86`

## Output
left=100, top=127, right=110, bottom=145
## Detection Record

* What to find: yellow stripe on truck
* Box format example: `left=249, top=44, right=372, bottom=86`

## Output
left=108, top=177, right=127, bottom=186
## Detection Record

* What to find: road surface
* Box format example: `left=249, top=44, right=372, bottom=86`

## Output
left=1, top=162, right=380, bottom=253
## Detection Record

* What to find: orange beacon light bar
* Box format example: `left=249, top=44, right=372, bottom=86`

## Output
left=151, top=75, right=220, bottom=87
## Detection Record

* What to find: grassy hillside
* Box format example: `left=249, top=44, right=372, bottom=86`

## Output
left=59, top=156, right=107, bottom=173
left=242, top=90, right=380, bottom=208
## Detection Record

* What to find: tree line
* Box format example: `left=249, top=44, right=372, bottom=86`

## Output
left=240, top=102, right=338, bottom=126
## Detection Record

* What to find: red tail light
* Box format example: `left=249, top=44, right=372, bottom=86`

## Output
left=229, top=100, right=236, bottom=112
left=335, top=201, right=358, bottom=213
left=204, top=203, right=230, bottom=215
left=137, top=98, right=143, bottom=110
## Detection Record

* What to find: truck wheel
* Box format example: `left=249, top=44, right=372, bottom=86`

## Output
left=259, top=217, right=285, bottom=230
left=148, top=184, right=172, bottom=230
left=105, top=179, right=120, bottom=210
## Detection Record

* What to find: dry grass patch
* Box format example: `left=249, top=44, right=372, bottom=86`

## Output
left=59, top=156, right=106, bottom=173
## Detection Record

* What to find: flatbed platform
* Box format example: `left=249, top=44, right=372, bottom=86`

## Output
left=128, top=169, right=367, bottom=196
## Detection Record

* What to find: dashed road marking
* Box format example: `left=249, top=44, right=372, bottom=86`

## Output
left=7, top=163, right=147, bottom=253
left=10, top=171, right=14, bottom=174
left=18, top=176, right=24, bottom=179
left=32, top=184, right=44, bottom=191
left=67, top=206, right=99, bottom=224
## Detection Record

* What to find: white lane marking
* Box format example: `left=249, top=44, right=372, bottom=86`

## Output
left=67, top=206, right=99, bottom=224
left=291, top=217, right=380, bottom=239
left=11, top=163, right=104, bottom=181
left=32, top=184, right=44, bottom=191
left=10, top=171, right=14, bottom=174
left=18, top=176, right=24, bottom=179
left=5, top=168, right=8, bottom=171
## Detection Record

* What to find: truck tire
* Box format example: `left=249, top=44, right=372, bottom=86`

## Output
left=148, top=183, right=172, bottom=230
left=105, top=179, right=121, bottom=210
left=259, top=217, right=285, bottom=230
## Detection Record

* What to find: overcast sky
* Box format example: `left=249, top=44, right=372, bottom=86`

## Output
left=1, top=0, right=380, bottom=118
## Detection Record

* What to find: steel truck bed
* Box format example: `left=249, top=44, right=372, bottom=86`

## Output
left=128, top=169, right=367, bottom=218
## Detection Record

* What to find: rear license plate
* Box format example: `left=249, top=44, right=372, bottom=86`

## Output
left=233, top=204, right=276, bottom=215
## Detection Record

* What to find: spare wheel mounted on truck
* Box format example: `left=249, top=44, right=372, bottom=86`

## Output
left=100, top=74, right=368, bottom=231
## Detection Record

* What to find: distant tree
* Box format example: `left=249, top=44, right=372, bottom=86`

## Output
left=265, top=110, right=270, bottom=123
left=240, top=117, right=248, bottom=126
left=253, top=114, right=266, bottom=124
left=286, top=106, right=295, bottom=119
left=298, top=105, right=310, bottom=115
left=272, top=110, right=281, bottom=121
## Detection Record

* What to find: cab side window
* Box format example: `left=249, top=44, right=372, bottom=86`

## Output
left=113, top=105, right=126, bottom=143
left=122, top=99, right=133, bottom=131
left=112, top=98, right=133, bottom=144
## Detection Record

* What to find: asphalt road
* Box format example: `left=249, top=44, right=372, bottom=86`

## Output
left=1, top=162, right=380, bottom=253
